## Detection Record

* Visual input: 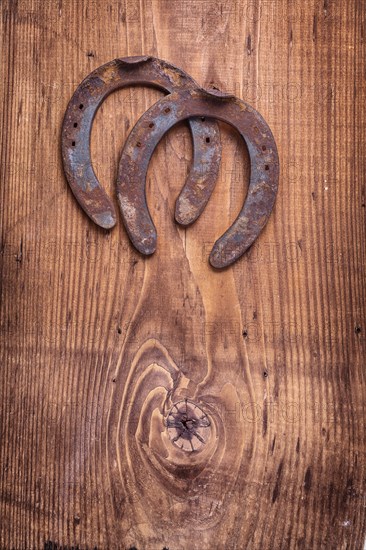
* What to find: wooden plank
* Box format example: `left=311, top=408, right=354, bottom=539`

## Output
left=0, top=0, right=365, bottom=548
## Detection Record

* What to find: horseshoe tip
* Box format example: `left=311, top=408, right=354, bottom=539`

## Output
left=209, top=253, right=227, bottom=269
left=209, top=245, right=239, bottom=269
left=136, top=241, right=156, bottom=256
left=174, top=206, right=197, bottom=226
left=93, top=210, right=117, bottom=230
left=175, top=192, right=206, bottom=226
left=131, top=231, right=157, bottom=256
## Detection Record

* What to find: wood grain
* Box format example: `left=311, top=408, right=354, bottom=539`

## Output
left=1, top=0, right=365, bottom=548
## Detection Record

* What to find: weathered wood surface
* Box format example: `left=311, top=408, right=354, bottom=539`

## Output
left=1, top=1, right=365, bottom=548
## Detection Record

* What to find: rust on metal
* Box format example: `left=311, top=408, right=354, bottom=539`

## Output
left=61, top=56, right=221, bottom=229
left=117, top=88, right=279, bottom=268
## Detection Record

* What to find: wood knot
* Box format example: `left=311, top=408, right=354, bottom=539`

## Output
left=166, top=398, right=211, bottom=452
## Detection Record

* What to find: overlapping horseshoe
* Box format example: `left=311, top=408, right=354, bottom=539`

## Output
left=117, top=88, right=279, bottom=268
left=61, top=56, right=221, bottom=229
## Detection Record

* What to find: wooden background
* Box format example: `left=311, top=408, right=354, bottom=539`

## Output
left=1, top=0, right=365, bottom=548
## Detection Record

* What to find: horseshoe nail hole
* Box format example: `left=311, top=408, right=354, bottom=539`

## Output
left=79, top=104, right=84, bottom=109
left=136, top=142, right=142, bottom=147
left=201, top=116, right=206, bottom=121
left=205, top=137, right=210, bottom=143
left=117, top=327, right=122, bottom=334
left=73, top=122, right=78, bottom=128
left=72, top=141, right=76, bottom=146
left=263, top=370, right=268, bottom=378
left=164, top=107, right=171, bottom=114
left=355, top=325, right=362, bottom=334
left=149, top=122, right=155, bottom=128
left=262, top=145, right=267, bottom=151
left=265, top=165, right=269, bottom=170
left=242, top=329, right=248, bottom=338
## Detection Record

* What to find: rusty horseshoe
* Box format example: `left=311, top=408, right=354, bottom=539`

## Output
left=61, top=56, right=221, bottom=229
left=117, top=88, right=279, bottom=268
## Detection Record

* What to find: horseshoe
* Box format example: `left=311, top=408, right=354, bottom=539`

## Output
left=116, top=88, right=279, bottom=268
left=61, top=56, right=221, bottom=229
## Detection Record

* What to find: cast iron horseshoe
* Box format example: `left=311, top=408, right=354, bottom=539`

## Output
left=117, top=89, right=279, bottom=268
left=61, top=56, right=221, bottom=229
